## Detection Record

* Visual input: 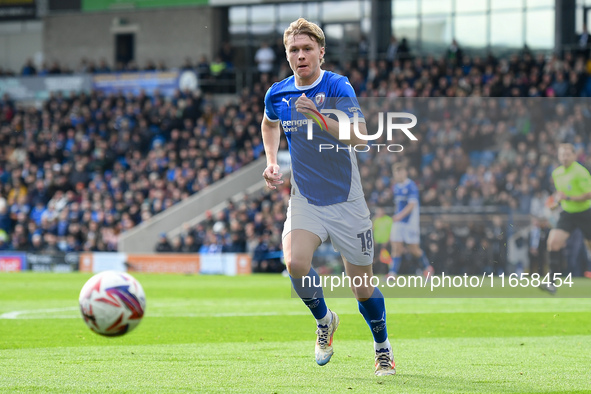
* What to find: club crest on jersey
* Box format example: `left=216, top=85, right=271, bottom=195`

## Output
left=315, top=92, right=326, bottom=106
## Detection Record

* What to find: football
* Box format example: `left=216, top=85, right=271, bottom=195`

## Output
left=79, top=271, right=146, bottom=336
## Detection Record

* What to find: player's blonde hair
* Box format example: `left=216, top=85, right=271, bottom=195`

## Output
left=283, top=18, right=326, bottom=65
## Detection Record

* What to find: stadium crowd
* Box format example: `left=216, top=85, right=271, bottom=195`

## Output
left=2, top=38, right=591, bottom=274
left=184, top=43, right=591, bottom=274
left=0, top=87, right=269, bottom=253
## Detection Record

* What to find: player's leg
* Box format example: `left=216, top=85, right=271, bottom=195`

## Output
left=575, top=209, right=591, bottom=278
left=283, top=196, right=338, bottom=366
left=284, top=229, right=325, bottom=316
left=343, top=257, right=395, bottom=376
left=283, top=197, right=331, bottom=323
left=566, top=229, right=584, bottom=276
left=584, top=240, right=591, bottom=278
left=326, top=198, right=394, bottom=375
left=388, top=220, right=404, bottom=276
left=546, top=228, right=570, bottom=293
left=343, top=259, right=387, bottom=343
left=546, top=211, right=577, bottom=293
left=576, top=233, right=589, bottom=276
left=407, top=243, right=434, bottom=277
left=547, top=228, right=568, bottom=266
left=284, top=229, right=338, bottom=365
left=389, top=241, right=404, bottom=276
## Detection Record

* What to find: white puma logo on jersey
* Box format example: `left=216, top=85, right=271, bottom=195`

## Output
left=282, top=97, right=290, bottom=107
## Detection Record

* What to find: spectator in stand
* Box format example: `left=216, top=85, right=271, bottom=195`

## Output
left=48, top=61, right=62, bottom=75
left=578, top=24, right=591, bottom=60
left=218, top=42, right=234, bottom=69
left=199, top=231, right=224, bottom=253
left=21, top=59, right=36, bottom=76
left=170, top=236, right=183, bottom=252
left=181, top=57, right=194, bottom=71
left=156, top=60, right=167, bottom=71
left=209, top=56, right=228, bottom=92
left=155, top=233, right=173, bottom=252
left=180, top=234, right=199, bottom=253
left=397, top=38, right=411, bottom=60
left=386, top=36, right=399, bottom=67
left=549, top=72, right=565, bottom=97
left=447, top=39, right=463, bottom=66
left=29, top=233, right=43, bottom=252
left=96, top=59, right=111, bottom=74
left=272, top=37, right=285, bottom=72
left=0, top=67, right=16, bottom=77
left=254, top=42, right=276, bottom=75
left=252, top=230, right=283, bottom=273
left=358, top=34, right=369, bottom=58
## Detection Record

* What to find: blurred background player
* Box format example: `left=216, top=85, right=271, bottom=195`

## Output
left=546, top=143, right=591, bottom=294
left=389, top=162, right=434, bottom=278
left=261, top=18, right=395, bottom=376
left=373, top=207, right=393, bottom=275
left=528, top=216, right=550, bottom=280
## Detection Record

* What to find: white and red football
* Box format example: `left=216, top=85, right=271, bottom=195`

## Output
left=79, top=271, right=146, bottom=336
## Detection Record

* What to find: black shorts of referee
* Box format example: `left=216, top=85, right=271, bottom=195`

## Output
left=556, top=208, right=591, bottom=240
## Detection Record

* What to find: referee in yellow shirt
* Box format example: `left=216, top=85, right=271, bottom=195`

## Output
left=547, top=143, right=591, bottom=293
left=373, top=207, right=393, bottom=273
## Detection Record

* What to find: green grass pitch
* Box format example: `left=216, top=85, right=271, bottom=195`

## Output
left=1, top=273, right=590, bottom=393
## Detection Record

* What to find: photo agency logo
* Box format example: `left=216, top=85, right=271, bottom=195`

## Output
left=299, top=104, right=418, bottom=153
left=311, top=110, right=417, bottom=153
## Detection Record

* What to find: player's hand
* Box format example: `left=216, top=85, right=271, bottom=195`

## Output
left=295, top=93, right=316, bottom=117
left=555, top=191, right=566, bottom=202
left=262, top=164, right=283, bottom=190
left=545, top=194, right=559, bottom=210
left=392, top=214, right=401, bottom=222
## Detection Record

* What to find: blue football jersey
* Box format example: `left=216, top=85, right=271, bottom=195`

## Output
left=264, top=70, right=365, bottom=206
left=393, top=179, right=419, bottom=224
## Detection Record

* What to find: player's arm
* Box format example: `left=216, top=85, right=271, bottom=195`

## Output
left=556, top=168, right=591, bottom=202
left=261, top=116, right=284, bottom=189
left=556, top=191, right=591, bottom=202
left=393, top=200, right=416, bottom=222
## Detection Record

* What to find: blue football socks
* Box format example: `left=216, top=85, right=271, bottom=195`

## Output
left=358, top=287, right=388, bottom=343
left=290, top=267, right=328, bottom=321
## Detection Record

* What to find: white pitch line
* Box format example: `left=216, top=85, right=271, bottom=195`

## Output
left=2, top=300, right=590, bottom=320
left=0, top=307, right=310, bottom=320
left=147, top=311, right=311, bottom=318
left=0, top=307, right=80, bottom=319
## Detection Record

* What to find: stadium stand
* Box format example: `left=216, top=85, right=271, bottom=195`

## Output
left=0, top=85, right=271, bottom=253
left=175, top=46, right=591, bottom=273
left=2, top=44, right=591, bottom=274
